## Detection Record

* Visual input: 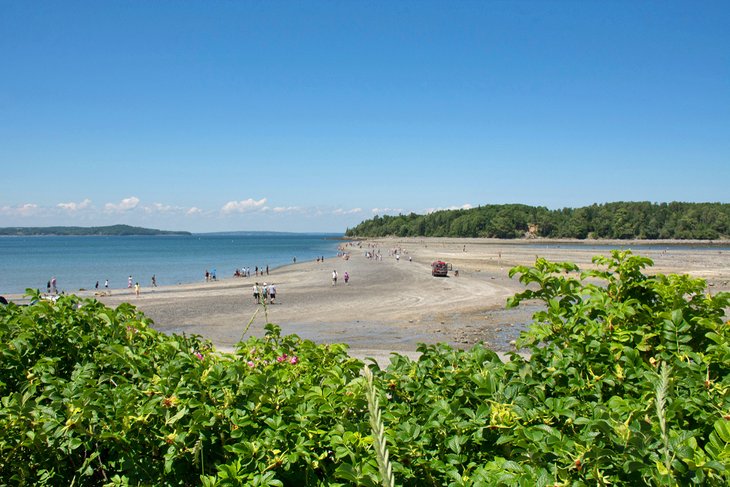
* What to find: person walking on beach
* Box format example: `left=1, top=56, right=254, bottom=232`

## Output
left=104, top=279, right=109, bottom=289
left=332, top=270, right=338, bottom=286
left=134, top=282, right=140, bottom=296
left=253, top=283, right=260, bottom=304
left=95, top=281, right=99, bottom=290
left=344, top=271, right=349, bottom=284
left=268, top=283, right=276, bottom=304
left=128, top=276, right=133, bottom=288
left=152, top=274, right=157, bottom=287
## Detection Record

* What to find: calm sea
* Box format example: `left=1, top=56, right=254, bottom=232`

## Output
left=0, top=233, right=343, bottom=295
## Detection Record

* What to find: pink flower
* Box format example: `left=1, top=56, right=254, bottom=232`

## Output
left=194, top=352, right=204, bottom=360
left=289, top=356, right=299, bottom=365
left=276, top=356, right=285, bottom=363
left=247, top=361, right=255, bottom=368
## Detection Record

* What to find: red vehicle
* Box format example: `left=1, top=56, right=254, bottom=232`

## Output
left=431, top=261, right=449, bottom=277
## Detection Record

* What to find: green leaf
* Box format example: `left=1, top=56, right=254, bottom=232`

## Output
left=165, top=406, right=188, bottom=425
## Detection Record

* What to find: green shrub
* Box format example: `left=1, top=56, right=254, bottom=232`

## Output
left=1, top=251, right=728, bottom=485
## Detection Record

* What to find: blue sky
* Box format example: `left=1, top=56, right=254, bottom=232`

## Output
left=1, top=1, right=728, bottom=232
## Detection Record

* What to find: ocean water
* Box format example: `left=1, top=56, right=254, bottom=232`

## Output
left=0, top=233, right=343, bottom=295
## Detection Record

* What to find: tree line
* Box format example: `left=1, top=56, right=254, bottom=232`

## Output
left=345, top=202, right=730, bottom=240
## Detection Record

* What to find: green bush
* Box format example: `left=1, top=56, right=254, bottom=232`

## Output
left=1, top=251, right=728, bottom=486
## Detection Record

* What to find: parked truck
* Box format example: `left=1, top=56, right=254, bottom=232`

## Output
left=431, top=260, right=449, bottom=277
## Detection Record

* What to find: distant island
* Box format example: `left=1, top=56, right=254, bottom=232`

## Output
left=0, top=225, right=191, bottom=236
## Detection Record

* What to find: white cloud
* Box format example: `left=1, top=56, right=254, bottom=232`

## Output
left=272, top=206, right=303, bottom=213
left=57, top=198, right=92, bottom=212
left=151, top=203, right=173, bottom=212
left=371, top=207, right=404, bottom=215
left=144, top=202, right=187, bottom=214
left=333, top=207, right=363, bottom=215
left=186, top=207, right=203, bottom=216
left=221, top=198, right=267, bottom=214
left=0, top=203, right=40, bottom=217
left=105, top=196, right=140, bottom=212
left=424, top=203, right=473, bottom=214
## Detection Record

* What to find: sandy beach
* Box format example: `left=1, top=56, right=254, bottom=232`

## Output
left=12, top=238, right=730, bottom=362
left=76, top=238, right=729, bottom=359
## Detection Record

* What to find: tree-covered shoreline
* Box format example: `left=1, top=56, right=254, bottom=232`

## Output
left=346, top=202, right=730, bottom=240
left=0, top=224, right=191, bottom=236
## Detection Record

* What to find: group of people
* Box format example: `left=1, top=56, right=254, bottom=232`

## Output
left=252, top=282, right=276, bottom=304
left=90, top=276, right=156, bottom=295
left=46, top=276, right=57, bottom=295
left=204, top=270, right=217, bottom=282
left=234, top=265, right=269, bottom=278
left=365, top=249, right=382, bottom=261
left=94, top=279, right=110, bottom=290
left=331, top=270, right=350, bottom=285
left=389, top=247, right=410, bottom=262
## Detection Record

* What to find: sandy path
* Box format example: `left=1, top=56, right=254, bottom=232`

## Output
left=94, top=241, right=523, bottom=355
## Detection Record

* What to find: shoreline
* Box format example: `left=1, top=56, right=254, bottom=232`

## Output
left=4, top=237, right=728, bottom=364
left=344, top=235, right=730, bottom=243
left=0, top=233, right=343, bottom=296
left=4, top=237, right=728, bottom=297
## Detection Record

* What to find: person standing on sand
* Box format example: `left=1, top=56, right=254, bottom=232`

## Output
left=332, top=270, right=338, bottom=286
left=134, top=282, right=140, bottom=296
left=51, top=276, right=57, bottom=294
left=128, top=276, right=133, bottom=288
left=344, top=271, right=349, bottom=284
left=152, top=274, right=157, bottom=287
left=253, top=282, right=260, bottom=304
left=104, top=279, right=109, bottom=289
left=268, top=283, right=276, bottom=304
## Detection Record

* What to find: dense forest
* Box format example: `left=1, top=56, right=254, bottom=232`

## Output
left=345, top=202, right=730, bottom=240
left=0, top=224, right=191, bottom=236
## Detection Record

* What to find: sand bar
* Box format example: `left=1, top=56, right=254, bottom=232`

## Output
left=7, top=238, right=730, bottom=364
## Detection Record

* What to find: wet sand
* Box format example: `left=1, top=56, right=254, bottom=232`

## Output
left=85, top=238, right=730, bottom=357
left=12, top=238, right=730, bottom=363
